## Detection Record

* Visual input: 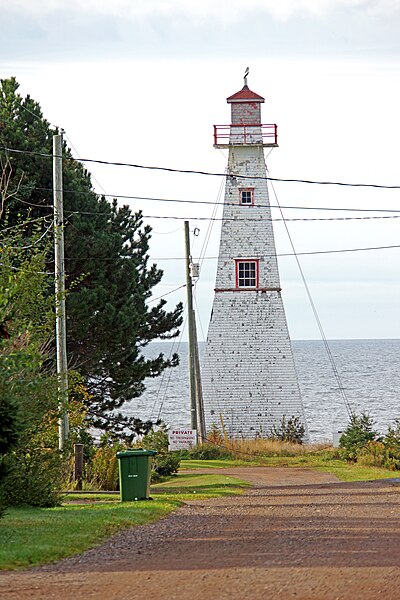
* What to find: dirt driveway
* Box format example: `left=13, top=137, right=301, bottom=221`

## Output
left=1, top=467, right=400, bottom=600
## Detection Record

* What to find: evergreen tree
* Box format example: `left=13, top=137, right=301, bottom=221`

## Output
left=339, top=413, right=378, bottom=461
left=0, top=77, right=183, bottom=436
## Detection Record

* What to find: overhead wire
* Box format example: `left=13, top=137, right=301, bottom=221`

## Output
left=0, top=261, right=52, bottom=275
left=4, top=219, right=54, bottom=250
left=63, top=209, right=400, bottom=222
left=57, top=241, right=400, bottom=268
left=43, top=209, right=400, bottom=223
left=13, top=196, right=53, bottom=209
left=14, top=186, right=400, bottom=215
left=151, top=309, right=188, bottom=423
left=0, top=214, right=53, bottom=233
left=197, top=174, right=225, bottom=270
left=147, top=283, right=186, bottom=304
left=190, top=176, right=226, bottom=423
left=63, top=131, right=110, bottom=198
left=3, top=144, right=400, bottom=189
left=18, top=102, right=58, bottom=130
left=151, top=225, right=184, bottom=235
left=269, top=178, right=354, bottom=419
left=192, top=292, right=223, bottom=419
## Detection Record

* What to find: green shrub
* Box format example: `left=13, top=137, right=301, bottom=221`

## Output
left=339, top=413, right=379, bottom=461
left=141, top=426, right=180, bottom=481
left=357, top=441, right=386, bottom=468
left=0, top=449, right=62, bottom=507
left=184, top=442, right=233, bottom=460
left=0, top=394, right=21, bottom=518
left=358, top=440, right=400, bottom=471
left=149, top=453, right=180, bottom=482
left=270, top=415, right=306, bottom=445
left=384, top=419, right=400, bottom=451
left=344, top=418, right=400, bottom=470
left=379, top=419, right=400, bottom=470
left=89, top=446, right=119, bottom=490
left=320, top=448, right=341, bottom=461
left=141, top=427, right=169, bottom=453
left=88, top=439, right=125, bottom=491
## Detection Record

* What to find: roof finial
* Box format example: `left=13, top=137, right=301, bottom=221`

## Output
left=244, top=67, right=249, bottom=88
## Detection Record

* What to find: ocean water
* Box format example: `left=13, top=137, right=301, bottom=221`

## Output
left=122, top=339, right=400, bottom=443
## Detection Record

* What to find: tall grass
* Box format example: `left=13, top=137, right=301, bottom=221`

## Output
left=222, top=438, right=331, bottom=459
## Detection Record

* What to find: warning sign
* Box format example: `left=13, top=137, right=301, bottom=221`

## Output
left=168, top=429, right=197, bottom=451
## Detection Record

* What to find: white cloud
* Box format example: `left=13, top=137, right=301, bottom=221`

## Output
left=3, top=0, right=400, bottom=21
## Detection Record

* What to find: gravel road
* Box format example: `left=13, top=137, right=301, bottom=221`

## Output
left=1, top=467, right=400, bottom=599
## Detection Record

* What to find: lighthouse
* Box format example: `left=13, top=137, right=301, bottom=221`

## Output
left=202, top=74, right=306, bottom=438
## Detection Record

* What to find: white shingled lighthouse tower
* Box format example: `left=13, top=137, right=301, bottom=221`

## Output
left=202, top=73, right=306, bottom=438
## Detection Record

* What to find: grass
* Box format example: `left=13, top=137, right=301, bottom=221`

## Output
left=0, top=500, right=175, bottom=571
left=0, top=472, right=248, bottom=571
left=151, top=472, right=250, bottom=499
left=62, top=492, right=119, bottom=501
left=181, top=454, right=399, bottom=482
left=310, top=459, right=399, bottom=482
left=180, top=458, right=252, bottom=469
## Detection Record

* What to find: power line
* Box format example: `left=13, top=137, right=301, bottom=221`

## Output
left=5, top=178, right=400, bottom=216
left=151, top=225, right=184, bottom=235
left=153, top=312, right=187, bottom=423
left=18, top=102, right=58, bottom=130
left=3, top=145, right=400, bottom=190
left=151, top=243, right=400, bottom=259
left=64, top=211, right=400, bottom=223
left=63, top=132, right=109, bottom=198
left=136, top=214, right=400, bottom=223
left=280, top=244, right=400, bottom=257
left=11, top=195, right=400, bottom=221
left=198, top=176, right=225, bottom=274
left=31, top=186, right=400, bottom=213
left=4, top=220, right=53, bottom=250
left=271, top=180, right=353, bottom=419
left=0, top=261, right=52, bottom=275
left=61, top=242, right=400, bottom=264
left=148, top=283, right=186, bottom=304
left=12, top=196, right=53, bottom=209
left=0, top=214, right=53, bottom=233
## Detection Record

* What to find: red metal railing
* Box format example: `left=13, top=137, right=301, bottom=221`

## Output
left=213, top=123, right=278, bottom=146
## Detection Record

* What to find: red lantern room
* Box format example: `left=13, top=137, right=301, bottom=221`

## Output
left=213, top=71, right=278, bottom=147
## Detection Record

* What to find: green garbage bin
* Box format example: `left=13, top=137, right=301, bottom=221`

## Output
left=116, top=449, right=157, bottom=501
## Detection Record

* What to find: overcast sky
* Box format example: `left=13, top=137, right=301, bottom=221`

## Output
left=1, top=0, right=400, bottom=341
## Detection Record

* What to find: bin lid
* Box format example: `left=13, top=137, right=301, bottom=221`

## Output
left=116, top=449, right=157, bottom=458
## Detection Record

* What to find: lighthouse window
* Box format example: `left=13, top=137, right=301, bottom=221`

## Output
left=239, top=188, right=254, bottom=205
left=236, top=260, right=258, bottom=288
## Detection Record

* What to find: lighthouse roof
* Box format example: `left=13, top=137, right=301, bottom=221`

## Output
left=227, top=85, right=265, bottom=103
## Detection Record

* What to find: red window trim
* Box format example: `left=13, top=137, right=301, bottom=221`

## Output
left=238, top=187, right=254, bottom=206
left=235, top=259, right=259, bottom=289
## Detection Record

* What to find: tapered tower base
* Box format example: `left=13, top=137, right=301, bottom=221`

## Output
left=203, top=292, right=303, bottom=437
left=202, top=78, right=306, bottom=439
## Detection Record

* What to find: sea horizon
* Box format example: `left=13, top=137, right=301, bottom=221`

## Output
left=122, top=339, right=400, bottom=443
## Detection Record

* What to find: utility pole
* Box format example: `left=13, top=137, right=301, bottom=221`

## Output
left=184, top=221, right=206, bottom=443
left=53, top=132, right=69, bottom=450
left=193, top=315, right=206, bottom=442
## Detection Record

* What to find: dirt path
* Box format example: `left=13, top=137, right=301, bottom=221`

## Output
left=1, top=467, right=400, bottom=599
